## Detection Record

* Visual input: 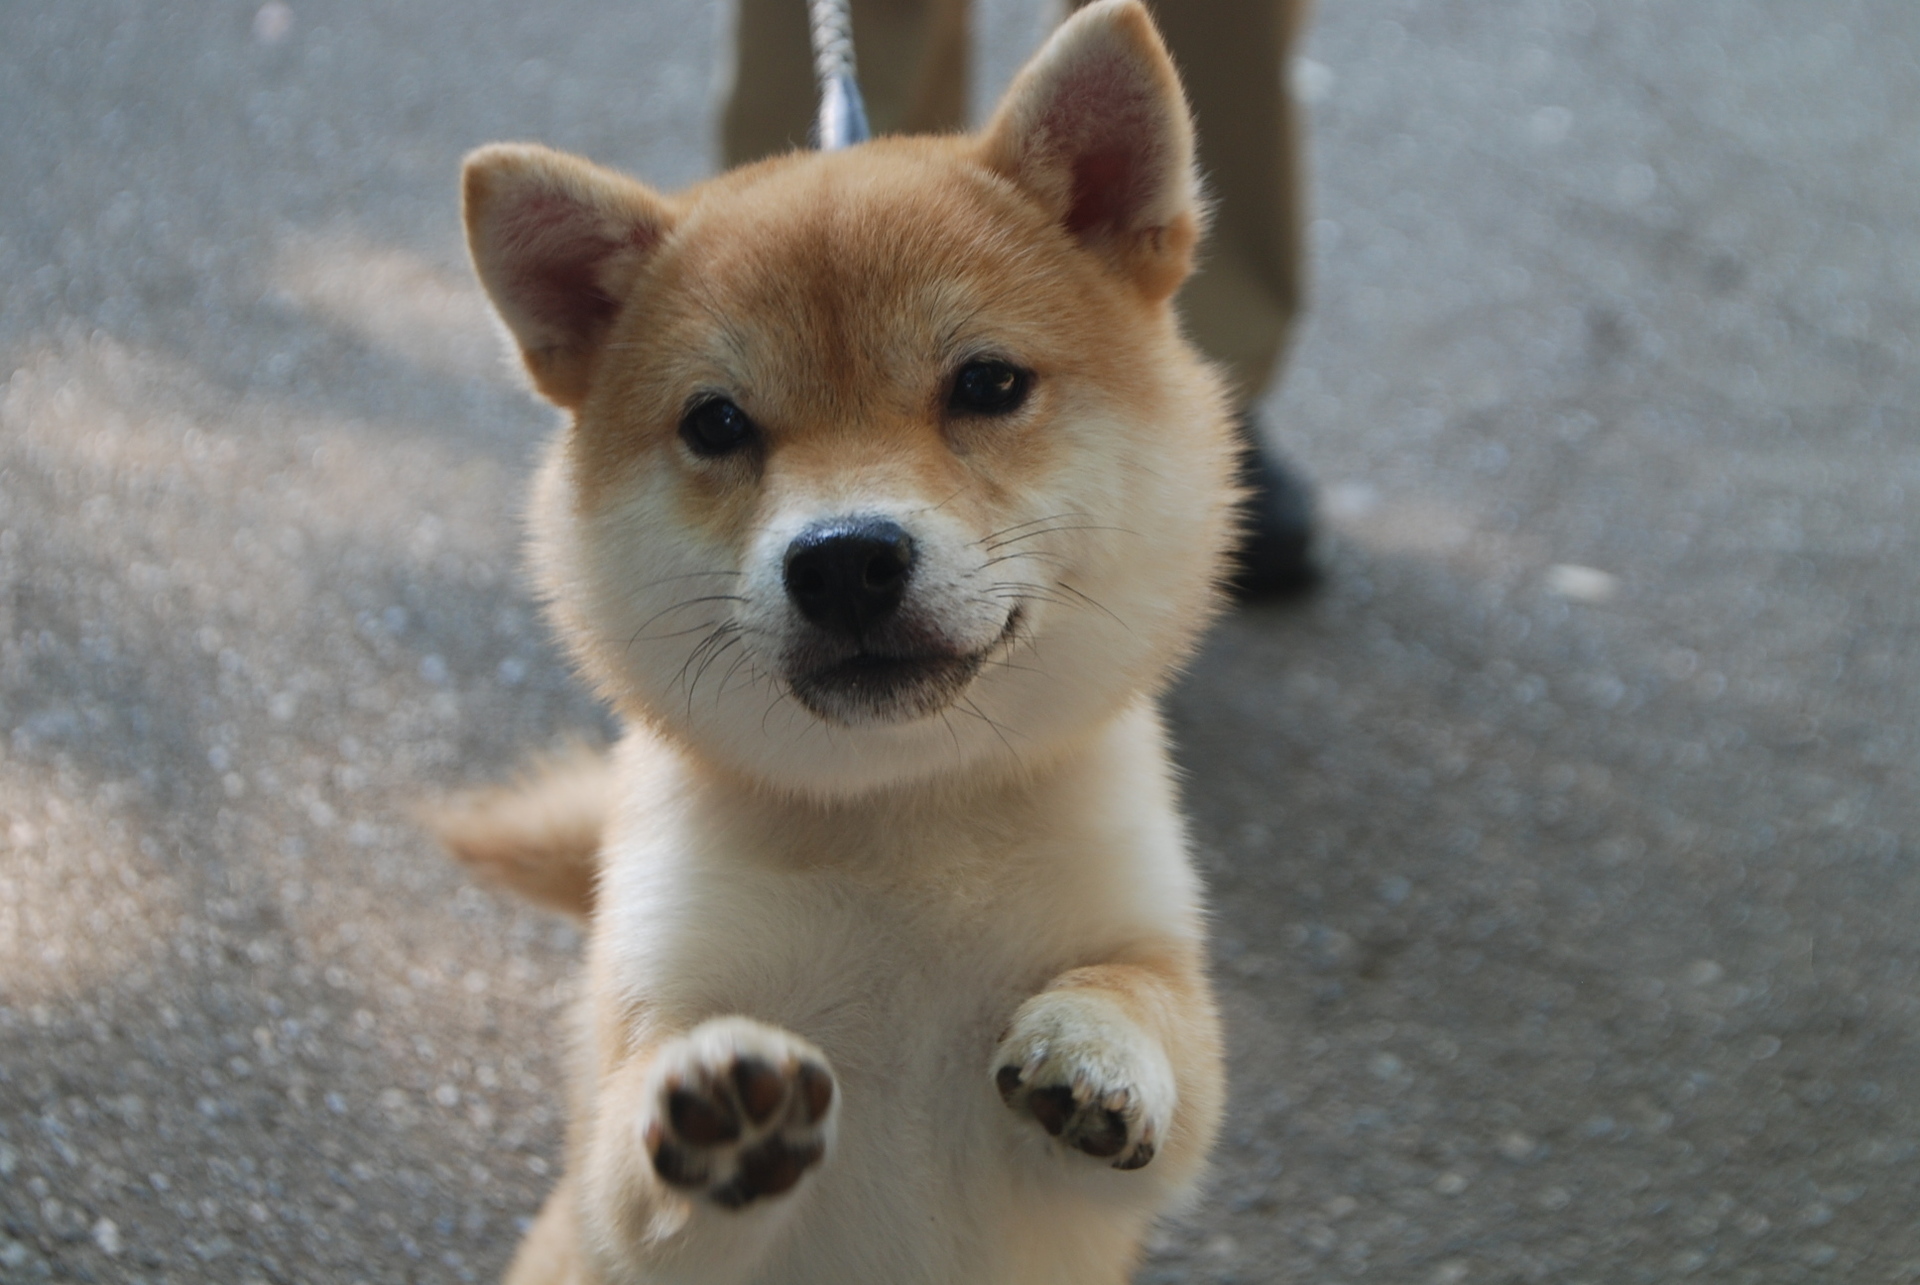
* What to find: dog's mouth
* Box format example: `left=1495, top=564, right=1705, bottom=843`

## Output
left=787, top=608, right=1022, bottom=727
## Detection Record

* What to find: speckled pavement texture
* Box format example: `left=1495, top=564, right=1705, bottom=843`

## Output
left=2, top=1, right=1916, bottom=1282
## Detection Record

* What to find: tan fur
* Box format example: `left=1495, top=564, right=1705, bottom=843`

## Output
left=433, top=4, right=1237, bottom=1281
left=504, top=1183, right=587, bottom=1285
left=424, top=746, right=610, bottom=918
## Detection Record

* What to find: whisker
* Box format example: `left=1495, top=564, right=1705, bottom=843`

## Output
left=672, top=622, right=741, bottom=695
left=953, top=695, right=1023, bottom=754
left=909, top=487, right=968, bottom=518
left=1050, top=581, right=1131, bottom=632
left=715, top=648, right=757, bottom=703
left=984, top=588, right=1077, bottom=614
left=985, top=579, right=1128, bottom=630
left=626, top=594, right=750, bottom=650
left=632, top=569, right=744, bottom=591
left=985, top=522, right=1140, bottom=551
left=761, top=685, right=790, bottom=738
left=978, top=511, right=1091, bottom=546
left=979, top=549, right=1069, bottom=571
left=686, top=633, right=745, bottom=719
left=631, top=618, right=738, bottom=646
left=984, top=583, right=1085, bottom=612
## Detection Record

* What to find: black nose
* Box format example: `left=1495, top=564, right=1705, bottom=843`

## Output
left=783, top=518, right=917, bottom=639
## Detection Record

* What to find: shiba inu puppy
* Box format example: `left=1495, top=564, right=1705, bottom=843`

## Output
left=432, top=2, right=1240, bottom=1280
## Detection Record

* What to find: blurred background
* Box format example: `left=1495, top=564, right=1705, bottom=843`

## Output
left=2, top=1, right=1917, bottom=1281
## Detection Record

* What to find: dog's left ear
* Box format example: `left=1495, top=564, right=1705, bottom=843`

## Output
left=980, top=0, right=1201, bottom=303
left=462, top=143, right=677, bottom=408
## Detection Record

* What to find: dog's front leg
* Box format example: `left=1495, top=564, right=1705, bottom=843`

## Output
left=576, top=1016, right=838, bottom=1282
left=992, top=949, right=1221, bottom=1176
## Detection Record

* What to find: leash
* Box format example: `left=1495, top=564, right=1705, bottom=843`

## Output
left=808, top=0, right=870, bottom=148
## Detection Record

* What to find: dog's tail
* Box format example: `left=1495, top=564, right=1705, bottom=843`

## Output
left=422, top=746, right=610, bottom=920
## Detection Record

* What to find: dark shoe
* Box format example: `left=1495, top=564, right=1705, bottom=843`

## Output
left=1228, top=419, right=1319, bottom=599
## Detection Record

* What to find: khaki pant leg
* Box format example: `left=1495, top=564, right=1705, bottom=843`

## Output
left=723, top=0, right=972, bottom=165
left=1106, top=0, right=1311, bottom=403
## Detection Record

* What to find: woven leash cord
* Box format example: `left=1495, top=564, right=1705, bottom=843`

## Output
left=808, top=0, right=870, bottom=148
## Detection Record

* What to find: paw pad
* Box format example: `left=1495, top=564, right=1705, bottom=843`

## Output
left=648, top=1041, right=835, bottom=1209
left=996, top=1062, right=1157, bottom=1170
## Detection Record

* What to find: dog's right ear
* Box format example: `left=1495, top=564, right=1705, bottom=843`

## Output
left=462, top=143, right=676, bottom=408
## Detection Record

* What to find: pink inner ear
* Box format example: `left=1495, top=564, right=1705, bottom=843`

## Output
left=1067, top=149, right=1145, bottom=236
left=497, top=194, right=658, bottom=342
left=1039, top=59, right=1166, bottom=238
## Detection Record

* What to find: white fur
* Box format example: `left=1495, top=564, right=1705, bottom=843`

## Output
left=586, top=705, right=1206, bottom=1285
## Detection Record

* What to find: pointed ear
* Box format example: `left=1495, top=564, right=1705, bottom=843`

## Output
left=462, top=143, right=675, bottom=408
left=980, top=0, right=1201, bottom=302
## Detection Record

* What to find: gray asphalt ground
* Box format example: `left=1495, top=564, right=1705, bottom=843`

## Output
left=3, top=1, right=1917, bottom=1282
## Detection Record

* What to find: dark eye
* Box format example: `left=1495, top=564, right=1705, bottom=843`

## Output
left=680, top=397, right=756, bottom=457
left=948, top=360, right=1032, bottom=416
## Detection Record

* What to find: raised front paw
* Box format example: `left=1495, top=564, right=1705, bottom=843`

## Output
left=644, top=1017, right=836, bottom=1210
left=992, top=990, right=1175, bottom=1171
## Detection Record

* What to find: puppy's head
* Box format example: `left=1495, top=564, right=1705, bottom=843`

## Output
left=464, top=0, right=1238, bottom=795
